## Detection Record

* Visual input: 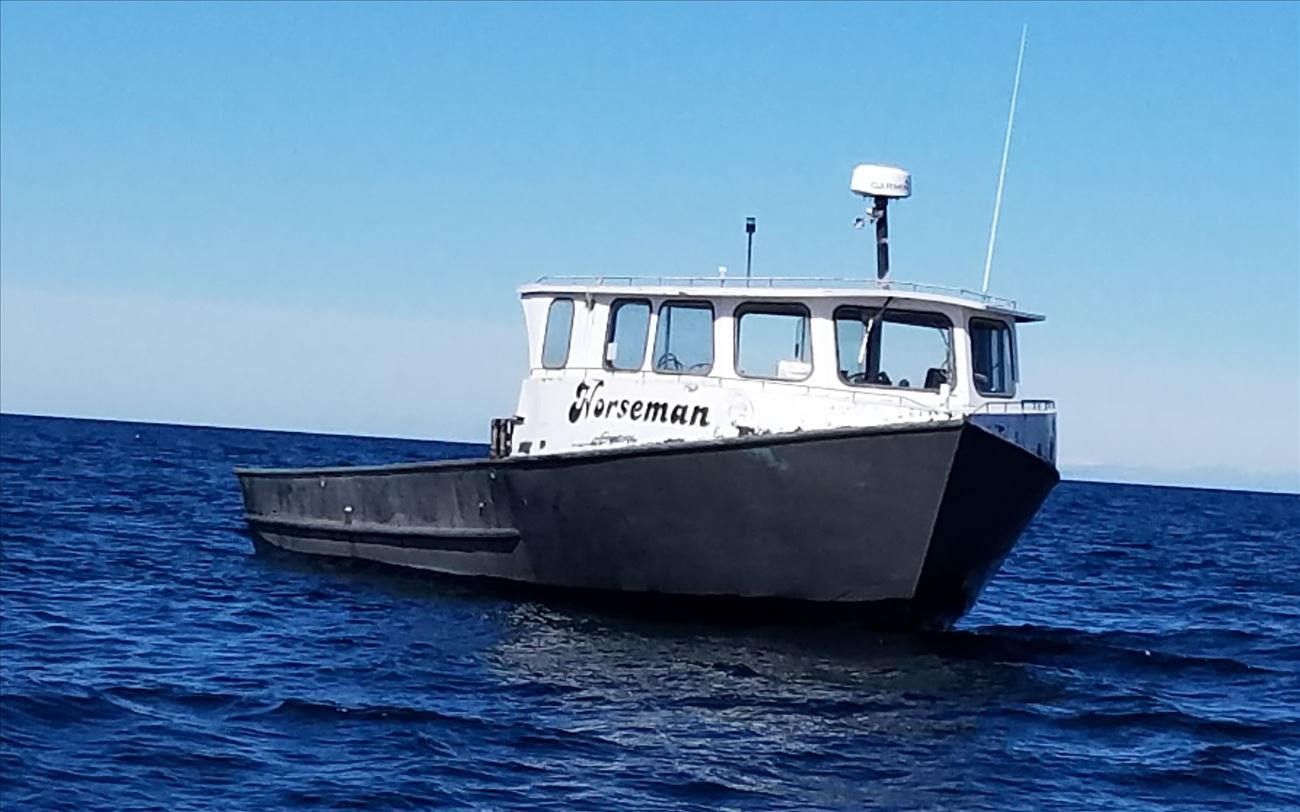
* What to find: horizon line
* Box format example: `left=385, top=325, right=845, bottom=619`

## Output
left=2, top=410, right=1296, bottom=497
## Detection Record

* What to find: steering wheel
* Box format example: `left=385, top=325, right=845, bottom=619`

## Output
left=847, top=371, right=891, bottom=386
left=656, top=352, right=683, bottom=371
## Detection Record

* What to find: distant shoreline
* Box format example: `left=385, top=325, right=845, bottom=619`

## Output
left=0, top=411, right=487, bottom=448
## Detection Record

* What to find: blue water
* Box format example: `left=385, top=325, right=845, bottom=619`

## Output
left=1, top=414, right=1297, bottom=811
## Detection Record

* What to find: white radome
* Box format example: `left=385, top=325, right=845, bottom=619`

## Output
left=850, top=164, right=912, bottom=199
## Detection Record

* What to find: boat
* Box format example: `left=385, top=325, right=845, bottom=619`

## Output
left=236, top=165, right=1059, bottom=629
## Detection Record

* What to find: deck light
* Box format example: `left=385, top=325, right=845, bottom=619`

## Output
left=745, top=217, right=757, bottom=279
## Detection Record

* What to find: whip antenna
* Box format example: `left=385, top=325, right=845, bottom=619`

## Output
left=981, top=24, right=1027, bottom=295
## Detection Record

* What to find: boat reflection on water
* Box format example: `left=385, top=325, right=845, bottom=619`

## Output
left=255, top=544, right=1067, bottom=805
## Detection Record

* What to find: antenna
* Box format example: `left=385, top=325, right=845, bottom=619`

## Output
left=981, top=24, right=1028, bottom=295
left=745, top=217, right=756, bottom=279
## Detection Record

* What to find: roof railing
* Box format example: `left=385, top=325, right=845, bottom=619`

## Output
left=531, top=275, right=1019, bottom=310
left=973, top=399, right=1057, bottom=414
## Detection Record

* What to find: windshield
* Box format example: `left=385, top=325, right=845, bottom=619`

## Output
left=834, top=306, right=953, bottom=391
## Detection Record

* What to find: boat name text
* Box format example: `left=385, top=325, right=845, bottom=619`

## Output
left=568, top=380, right=710, bottom=427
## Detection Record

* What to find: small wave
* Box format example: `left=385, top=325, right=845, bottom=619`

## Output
left=1053, top=708, right=1281, bottom=741
left=660, top=777, right=779, bottom=802
left=1, top=685, right=126, bottom=726
left=951, top=624, right=1282, bottom=677
left=227, top=696, right=501, bottom=731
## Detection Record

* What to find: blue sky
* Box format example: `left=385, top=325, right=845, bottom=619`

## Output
left=1, top=1, right=1297, bottom=491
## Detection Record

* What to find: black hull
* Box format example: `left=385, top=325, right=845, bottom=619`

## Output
left=236, top=421, right=1058, bottom=629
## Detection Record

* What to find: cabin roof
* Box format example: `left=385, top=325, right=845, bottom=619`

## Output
left=519, top=276, right=1046, bottom=323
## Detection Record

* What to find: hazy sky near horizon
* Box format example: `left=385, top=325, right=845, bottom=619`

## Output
left=1, top=1, right=1297, bottom=491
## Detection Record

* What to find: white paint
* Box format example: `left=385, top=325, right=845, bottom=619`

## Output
left=508, top=278, right=1056, bottom=464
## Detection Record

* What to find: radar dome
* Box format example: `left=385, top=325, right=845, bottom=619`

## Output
left=850, top=164, right=911, bottom=199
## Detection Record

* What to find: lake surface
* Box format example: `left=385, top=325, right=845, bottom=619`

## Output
left=1, top=413, right=1297, bottom=811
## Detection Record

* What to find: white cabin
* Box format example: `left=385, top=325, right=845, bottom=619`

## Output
left=501, top=276, right=1057, bottom=463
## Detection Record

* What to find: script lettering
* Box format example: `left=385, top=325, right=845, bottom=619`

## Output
left=567, top=382, right=709, bottom=428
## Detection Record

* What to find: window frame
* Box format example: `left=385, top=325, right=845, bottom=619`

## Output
left=652, top=299, right=716, bottom=377
left=603, top=297, right=653, bottom=372
left=968, top=316, right=1016, bottom=399
left=832, top=305, right=955, bottom=392
left=540, top=297, right=575, bottom=370
left=733, top=302, right=814, bottom=382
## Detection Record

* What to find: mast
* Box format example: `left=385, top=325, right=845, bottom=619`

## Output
left=850, top=164, right=912, bottom=280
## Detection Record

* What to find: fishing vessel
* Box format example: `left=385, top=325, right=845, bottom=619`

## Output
left=237, top=165, right=1058, bottom=628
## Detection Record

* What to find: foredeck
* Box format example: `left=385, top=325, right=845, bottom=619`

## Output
left=520, top=276, right=1044, bottom=322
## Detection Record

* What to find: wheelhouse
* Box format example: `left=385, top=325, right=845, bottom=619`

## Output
left=521, top=277, right=1038, bottom=399
left=501, top=277, right=1052, bottom=460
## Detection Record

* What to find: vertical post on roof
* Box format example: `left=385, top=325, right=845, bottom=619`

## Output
left=873, top=198, right=890, bottom=280
left=745, top=217, right=756, bottom=279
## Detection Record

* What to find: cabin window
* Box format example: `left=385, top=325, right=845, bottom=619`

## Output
left=970, top=318, right=1015, bottom=396
left=541, top=298, right=574, bottom=369
left=604, top=298, right=651, bottom=371
left=735, top=304, right=812, bottom=381
left=834, top=306, right=953, bottom=390
left=653, top=301, right=714, bottom=375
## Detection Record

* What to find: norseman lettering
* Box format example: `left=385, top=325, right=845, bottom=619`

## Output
left=567, top=381, right=709, bottom=427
